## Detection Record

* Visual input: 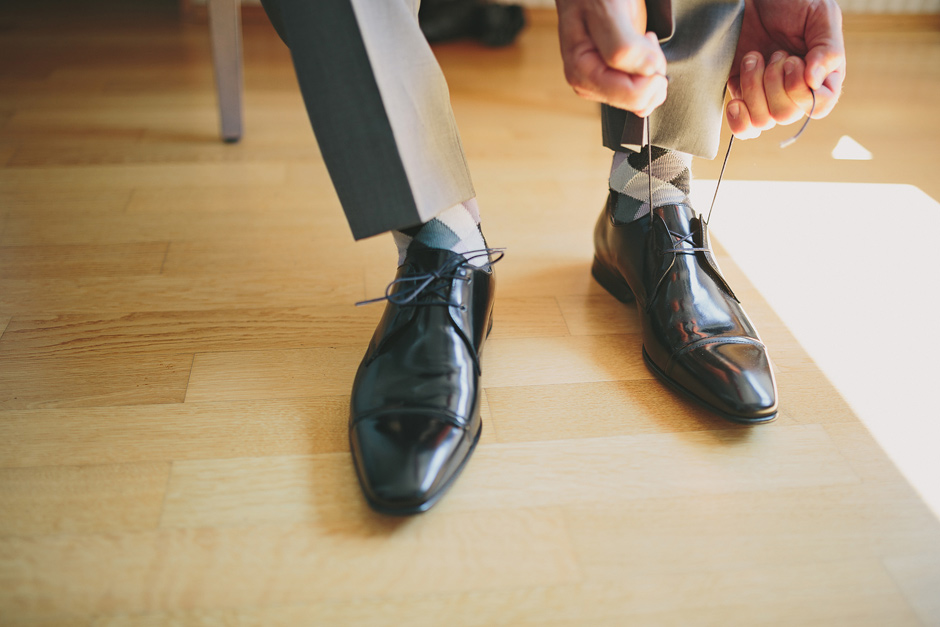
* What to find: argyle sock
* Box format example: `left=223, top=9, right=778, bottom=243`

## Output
left=392, top=198, right=488, bottom=267
left=608, top=147, right=693, bottom=223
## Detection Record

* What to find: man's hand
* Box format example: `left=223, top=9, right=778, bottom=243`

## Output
left=727, top=0, right=845, bottom=139
left=556, top=0, right=668, bottom=117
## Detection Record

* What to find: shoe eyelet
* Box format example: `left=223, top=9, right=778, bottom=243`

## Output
left=459, top=305, right=467, bottom=311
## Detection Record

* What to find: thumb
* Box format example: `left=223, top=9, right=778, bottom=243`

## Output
left=802, top=0, right=845, bottom=91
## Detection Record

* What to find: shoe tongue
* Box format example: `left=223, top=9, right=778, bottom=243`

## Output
left=653, top=204, right=695, bottom=236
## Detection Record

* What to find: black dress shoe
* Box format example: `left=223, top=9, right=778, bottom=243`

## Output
left=592, top=192, right=777, bottom=423
left=350, top=243, right=497, bottom=514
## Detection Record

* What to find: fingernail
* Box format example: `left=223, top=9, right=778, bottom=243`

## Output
left=811, top=66, right=826, bottom=87
left=728, top=102, right=740, bottom=120
left=770, top=51, right=786, bottom=64
left=743, top=56, right=758, bottom=72
left=784, top=59, right=796, bottom=76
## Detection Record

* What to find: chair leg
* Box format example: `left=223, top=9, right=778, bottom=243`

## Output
left=208, top=0, right=244, bottom=142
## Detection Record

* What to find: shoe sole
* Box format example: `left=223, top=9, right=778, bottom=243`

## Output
left=357, top=419, right=483, bottom=516
left=592, top=257, right=776, bottom=424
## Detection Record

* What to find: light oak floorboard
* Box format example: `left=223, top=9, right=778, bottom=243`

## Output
left=824, top=422, right=912, bottom=486
left=485, top=379, right=798, bottom=444
left=0, top=143, right=16, bottom=168
left=776, top=370, right=862, bottom=425
left=0, top=163, right=287, bottom=193
left=0, top=508, right=580, bottom=616
left=563, top=483, right=940, bottom=574
left=0, top=299, right=563, bottom=359
left=4, top=616, right=91, bottom=627
left=158, top=425, right=860, bottom=527
left=183, top=346, right=366, bottom=402
left=0, top=208, right=323, bottom=247
left=0, top=273, right=365, bottom=315
left=86, top=563, right=920, bottom=627
left=0, top=242, right=168, bottom=279
left=125, top=185, right=336, bottom=215
left=0, top=353, right=194, bottom=410
left=0, top=398, right=351, bottom=469
left=0, top=308, right=383, bottom=357
left=0, top=189, right=132, bottom=213
left=481, top=334, right=653, bottom=388
left=0, top=462, right=170, bottom=535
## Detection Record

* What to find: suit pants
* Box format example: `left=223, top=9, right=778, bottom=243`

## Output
left=260, top=0, right=744, bottom=241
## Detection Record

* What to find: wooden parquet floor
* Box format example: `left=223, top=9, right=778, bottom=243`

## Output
left=2, top=2, right=939, bottom=625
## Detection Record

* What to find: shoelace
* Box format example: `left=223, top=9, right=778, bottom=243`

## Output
left=360, top=90, right=816, bottom=306
left=643, top=89, right=816, bottom=298
left=703, top=89, right=816, bottom=225
left=662, top=230, right=709, bottom=255
left=356, top=248, right=505, bottom=308
left=646, top=89, right=816, bottom=242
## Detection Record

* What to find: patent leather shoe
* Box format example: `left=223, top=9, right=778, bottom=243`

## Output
left=592, top=192, right=777, bottom=423
left=350, top=243, right=497, bottom=514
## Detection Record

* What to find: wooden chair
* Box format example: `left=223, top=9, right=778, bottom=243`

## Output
left=207, top=0, right=243, bottom=142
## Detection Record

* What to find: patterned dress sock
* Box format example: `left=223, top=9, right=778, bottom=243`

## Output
left=392, top=198, right=488, bottom=267
left=608, top=147, right=693, bottom=224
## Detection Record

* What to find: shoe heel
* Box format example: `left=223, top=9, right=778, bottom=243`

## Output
left=591, top=257, right=636, bottom=304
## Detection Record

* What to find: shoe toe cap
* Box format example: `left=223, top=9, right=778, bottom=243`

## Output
left=350, top=413, right=474, bottom=513
left=671, top=340, right=778, bottom=421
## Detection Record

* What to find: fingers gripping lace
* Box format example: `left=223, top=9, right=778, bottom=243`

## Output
left=355, top=248, right=505, bottom=308
left=642, top=94, right=815, bottom=307
left=704, top=90, right=816, bottom=226
left=642, top=89, right=817, bottom=234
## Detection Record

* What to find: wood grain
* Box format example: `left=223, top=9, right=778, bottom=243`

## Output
left=126, top=184, right=336, bottom=215
left=0, top=353, right=193, bottom=410
left=0, top=273, right=365, bottom=315
left=485, top=379, right=795, bottom=443
left=184, top=346, right=365, bottom=402
left=86, top=571, right=921, bottom=627
left=0, top=462, right=170, bottom=535
left=564, top=483, right=940, bottom=574
left=0, top=162, right=287, bottom=193
left=0, top=308, right=382, bottom=357
left=0, top=143, right=17, bottom=168
left=481, top=334, right=653, bottom=388
left=156, top=425, right=862, bottom=526
left=0, top=207, right=320, bottom=247
left=0, top=189, right=131, bottom=213
left=0, top=242, right=168, bottom=279
left=0, top=509, right=580, bottom=616
left=0, top=398, right=351, bottom=469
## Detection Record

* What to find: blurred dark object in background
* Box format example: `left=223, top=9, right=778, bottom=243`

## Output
left=419, top=0, right=526, bottom=47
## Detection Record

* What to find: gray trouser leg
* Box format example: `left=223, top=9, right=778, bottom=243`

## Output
left=603, top=0, right=745, bottom=159
left=261, top=0, right=475, bottom=240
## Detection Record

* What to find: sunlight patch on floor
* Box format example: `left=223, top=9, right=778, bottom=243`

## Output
left=694, top=180, right=940, bottom=517
left=832, top=135, right=874, bottom=160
